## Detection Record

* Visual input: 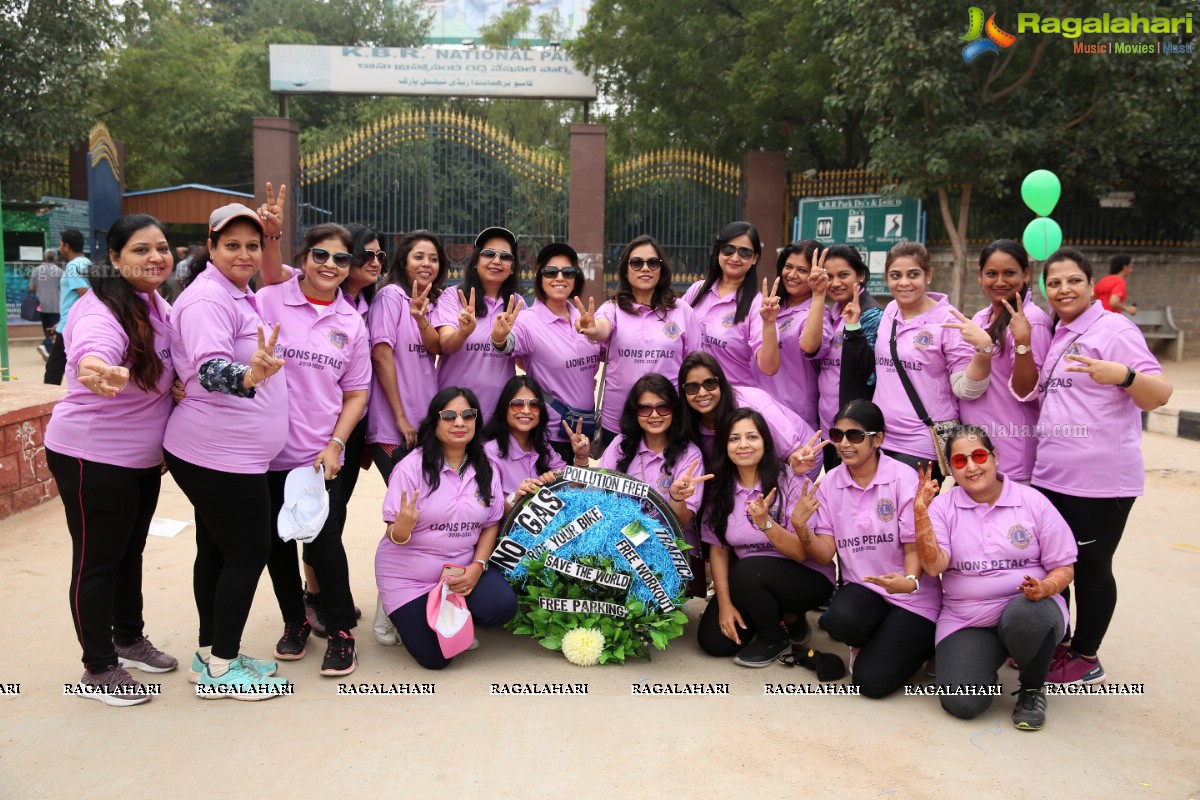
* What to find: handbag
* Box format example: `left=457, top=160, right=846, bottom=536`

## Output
left=889, top=318, right=958, bottom=475
left=20, top=291, right=40, bottom=322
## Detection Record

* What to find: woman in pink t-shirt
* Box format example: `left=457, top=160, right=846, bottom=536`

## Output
left=1013, top=248, right=1171, bottom=686
left=802, top=400, right=940, bottom=697
left=916, top=426, right=1078, bottom=731
left=761, top=239, right=825, bottom=432
left=697, top=409, right=835, bottom=667
left=376, top=387, right=517, bottom=670
left=45, top=214, right=178, bottom=705
left=368, top=230, right=449, bottom=479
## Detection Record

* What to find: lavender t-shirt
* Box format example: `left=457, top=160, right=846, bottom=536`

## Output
left=484, top=434, right=566, bottom=498
left=760, top=298, right=825, bottom=431
left=598, top=435, right=705, bottom=514
left=431, top=289, right=522, bottom=422
left=511, top=302, right=602, bottom=442
left=367, top=284, right=440, bottom=445
left=696, top=386, right=812, bottom=471
left=683, top=281, right=765, bottom=390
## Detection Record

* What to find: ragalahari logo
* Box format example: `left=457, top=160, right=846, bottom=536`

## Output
left=961, top=7, right=1017, bottom=62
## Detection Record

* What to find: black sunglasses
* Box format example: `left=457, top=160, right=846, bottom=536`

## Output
left=542, top=266, right=578, bottom=280
left=720, top=245, right=755, bottom=260
left=310, top=248, right=352, bottom=268
left=829, top=427, right=878, bottom=444
left=437, top=409, right=480, bottom=422
left=628, top=257, right=663, bottom=272
left=480, top=248, right=515, bottom=264
left=682, top=377, right=721, bottom=396
left=356, top=248, right=386, bottom=265
left=636, top=402, right=673, bottom=418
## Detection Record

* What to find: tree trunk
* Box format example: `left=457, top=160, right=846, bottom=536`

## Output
left=935, top=183, right=972, bottom=309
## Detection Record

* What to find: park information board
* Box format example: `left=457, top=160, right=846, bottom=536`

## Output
left=794, top=195, right=925, bottom=295
left=269, top=44, right=597, bottom=100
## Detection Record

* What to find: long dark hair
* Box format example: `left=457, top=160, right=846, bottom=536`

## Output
left=615, top=374, right=689, bottom=474
left=775, top=239, right=821, bottom=309
left=615, top=234, right=678, bottom=316
left=415, top=386, right=494, bottom=504
left=699, top=408, right=783, bottom=547
left=90, top=215, right=170, bottom=393
left=691, top=221, right=761, bottom=324
left=461, top=235, right=520, bottom=317
left=182, top=211, right=264, bottom=289
left=978, top=239, right=1031, bottom=354
left=345, top=223, right=381, bottom=305
left=824, top=244, right=883, bottom=315
left=677, top=351, right=735, bottom=446
left=383, top=229, right=448, bottom=303
left=483, top=375, right=555, bottom=475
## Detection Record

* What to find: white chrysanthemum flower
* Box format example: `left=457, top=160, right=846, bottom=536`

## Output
left=561, top=627, right=605, bottom=666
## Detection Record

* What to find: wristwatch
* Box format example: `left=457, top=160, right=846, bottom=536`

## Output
left=905, top=574, right=920, bottom=593
left=757, top=519, right=774, bottom=533
left=474, top=559, right=489, bottom=573
left=974, top=344, right=995, bottom=355
left=1120, top=367, right=1137, bottom=388
left=1013, top=343, right=1032, bottom=356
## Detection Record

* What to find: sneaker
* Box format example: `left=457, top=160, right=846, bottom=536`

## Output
left=36, top=344, right=50, bottom=361
left=733, top=637, right=791, bottom=668
left=274, top=619, right=312, bottom=660
left=373, top=597, right=400, bottom=646
left=785, top=617, right=811, bottom=647
left=304, top=591, right=328, bottom=639
left=196, top=659, right=290, bottom=701
left=189, top=651, right=278, bottom=684
left=1012, top=686, right=1047, bottom=731
left=1011, top=642, right=1069, bottom=672
left=320, top=631, right=358, bottom=676
left=76, top=665, right=152, bottom=707
left=115, top=636, right=178, bottom=673
left=1046, top=650, right=1105, bottom=685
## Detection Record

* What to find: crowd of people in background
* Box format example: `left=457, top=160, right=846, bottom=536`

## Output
left=37, top=190, right=1172, bottom=732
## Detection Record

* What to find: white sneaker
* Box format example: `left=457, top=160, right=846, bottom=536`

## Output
left=36, top=344, right=49, bottom=361
left=373, top=597, right=400, bottom=646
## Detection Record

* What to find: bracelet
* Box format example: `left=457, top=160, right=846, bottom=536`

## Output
left=490, top=339, right=507, bottom=349
left=1043, top=576, right=1060, bottom=594
left=506, top=491, right=519, bottom=506
left=474, top=558, right=489, bottom=573
left=245, top=366, right=260, bottom=389
left=669, top=492, right=685, bottom=503
left=387, top=524, right=411, bottom=546
left=1120, top=367, right=1136, bottom=389
left=329, top=435, right=346, bottom=449
left=264, top=233, right=282, bottom=241
left=574, top=457, right=590, bottom=466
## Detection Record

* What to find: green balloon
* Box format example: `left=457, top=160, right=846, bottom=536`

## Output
left=1023, top=217, right=1063, bottom=261
left=1021, top=170, right=1062, bottom=216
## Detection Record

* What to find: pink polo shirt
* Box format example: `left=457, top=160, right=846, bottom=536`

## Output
left=376, top=451, right=505, bottom=612
left=164, top=264, right=288, bottom=473
left=594, top=300, right=700, bottom=433
left=873, top=294, right=976, bottom=460
left=958, top=300, right=1052, bottom=482
left=809, top=455, right=941, bottom=622
left=45, top=291, right=175, bottom=469
left=928, top=478, right=1077, bottom=644
left=760, top=298, right=826, bottom=431
left=257, top=275, right=371, bottom=471
left=366, top=284, right=440, bottom=445
left=431, top=289, right=523, bottom=422
left=598, top=436, right=706, bottom=514
left=699, top=472, right=836, bottom=584
left=1022, top=301, right=1162, bottom=498
left=483, top=434, right=566, bottom=498
left=696, top=386, right=811, bottom=468
left=511, top=301, right=602, bottom=442
left=807, top=303, right=844, bottom=435
left=683, top=281, right=765, bottom=390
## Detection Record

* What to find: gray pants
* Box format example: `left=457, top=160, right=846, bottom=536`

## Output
left=935, top=595, right=1064, bottom=720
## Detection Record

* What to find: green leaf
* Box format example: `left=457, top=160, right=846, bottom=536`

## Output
left=539, top=636, right=562, bottom=651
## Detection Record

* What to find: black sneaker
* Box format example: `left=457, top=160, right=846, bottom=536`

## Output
left=785, top=617, right=811, bottom=647
left=733, top=637, right=791, bottom=668
left=320, top=631, right=357, bottom=676
left=1012, top=686, right=1047, bottom=731
left=274, top=619, right=312, bottom=660
left=304, top=591, right=328, bottom=639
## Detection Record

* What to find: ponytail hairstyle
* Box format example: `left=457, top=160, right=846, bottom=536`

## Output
left=823, top=244, right=883, bottom=314
left=978, top=239, right=1031, bottom=354
left=692, top=221, right=761, bottom=324
left=90, top=214, right=169, bottom=393
left=699, top=408, right=783, bottom=547
left=1043, top=246, right=1094, bottom=329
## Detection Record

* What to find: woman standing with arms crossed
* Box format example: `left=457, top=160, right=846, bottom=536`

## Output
left=574, top=235, right=700, bottom=449
left=165, top=203, right=290, bottom=699
left=431, top=227, right=524, bottom=422
left=761, top=240, right=826, bottom=432
left=46, top=214, right=178, bottom=705
left=1012, top=247, right=1171, bottom=684
left=376, top=388, right=517, bottom=669
left=259, top=224, right=370, bottom=675
left=684, top=221, right=779, bottom=390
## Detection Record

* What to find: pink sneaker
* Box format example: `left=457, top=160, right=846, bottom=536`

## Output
left=1046, top=650, right=1105, bottom=685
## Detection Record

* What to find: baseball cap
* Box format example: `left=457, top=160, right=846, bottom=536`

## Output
left=277, top=467, right=329, bottom=542
left=474, top=227, right=517, bottom=250
left=536, top=242, right=578, bottom=268
left=209, top=203, right=264, bottom=235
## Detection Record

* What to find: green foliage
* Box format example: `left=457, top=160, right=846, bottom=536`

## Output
left=505, top=552, right=689, bottom=664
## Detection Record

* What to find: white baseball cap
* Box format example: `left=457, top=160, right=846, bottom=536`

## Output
left=277, top=467, right=329, bottom=542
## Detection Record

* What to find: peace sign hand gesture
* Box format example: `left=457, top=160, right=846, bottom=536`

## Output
left=78, top=362, right=130, bottom=397
left=759, top=277, right=782, bottom=325
left=245, top=323, right=285, bottom=389
left=941, top=308, right=992, bottom=351
left=807, top=247, right=830, bottom=295
left=788, top=431, right=830, bottom=475
left=409, top=280, right=434, bottom=321
left=1064, top=354, right=1128, bottom=386
left=258, top=182, right=288, bottom=240
left=572, top=296, right=597, bottom=337
left=913, top=462, right=941, bottom=511
left=843, top=284, right=862, bottom=326
left=668, top=461, right=714, bottom=504
left=999, top=291, right=1031, bottom=345
left=561, top=419, right=591, bottom=463
left=790, top=478, right=821, bottom=529
left=456, top=287, right=477, bottom=334
left=388, top=489, right=420, bottom=544
left=491, top=295, right=521, bottom=344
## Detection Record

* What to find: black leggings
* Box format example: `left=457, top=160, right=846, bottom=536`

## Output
left=698, top=556, right=833, bottom=657
left=369, top=442, right=410, bottom=486
left=1035, top=487, right=1134, bottom=656
left=47, top=449, right=161, bottom=673
left=824, top=582, right=935, bottom=698
left=883, top=448, right=944, bottom=484
left=165, top=452, right=272, bottom=660
left=386, top=570, right=517, bottom=670
left=266, top=470, right=356, bottom=633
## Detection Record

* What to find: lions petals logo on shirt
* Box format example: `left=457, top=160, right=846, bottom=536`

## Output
left=657, top=474, right=672, bottom=493
left=328, top=329, right=349, bottom=349
left=912, top=330, right=935, bottom=350
left=876, top=497, right=896, bottom=522
left=961, top=7, right=1017, bottom=63
left=662, top=320, right=681, bottom=340
left=1007, top=524, right=1032, bottom=549
left=720, top=312, right=736, bottom=328
left=832, top=332, right=845, bottom=350
left=778, top=317, right=794, bottom=333
left=1065, top=342, right=1084, bottom=357
left=474, top=487, right=489, bottom=507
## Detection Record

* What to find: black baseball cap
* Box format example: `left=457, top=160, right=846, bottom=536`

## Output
left=536, top=242, right=579, bottom=268
left=474, top=227, right=517, bottom=250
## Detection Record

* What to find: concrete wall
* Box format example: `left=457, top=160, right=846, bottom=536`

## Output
left=0, top=384, right=63, bottom=521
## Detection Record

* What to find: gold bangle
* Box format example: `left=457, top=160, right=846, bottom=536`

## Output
left=388, top=525, right=411, bottom=546
left=1043, top=576, right=1059, bottom=594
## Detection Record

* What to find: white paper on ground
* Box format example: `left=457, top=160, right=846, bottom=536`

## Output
left=147, top=518, right=192, bottom=538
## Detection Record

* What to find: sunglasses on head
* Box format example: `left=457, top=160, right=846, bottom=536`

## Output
left=541, top=266, right=578, bottom=280
left=628, top=257, right=663, bottom=272
left=950, top=448, right=991, bottom=469
left=829, top=427, right=878, bottom=444
left=356, top=248, right=386, bottom=265
left=310, top=248, right=353, bottom=268
left=720, top=245, right=755, bottom=260
left=437, top=409, right=479, bottom=422
left=508, top=398, right=543, bottom=410
left=480, top=248, right=515, bottom=264
left=636, top=402, right=673, bottom=418
left=682, top=377, right=720, bottom=396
